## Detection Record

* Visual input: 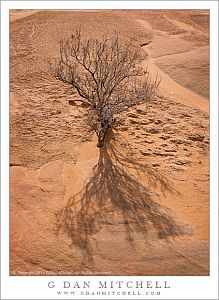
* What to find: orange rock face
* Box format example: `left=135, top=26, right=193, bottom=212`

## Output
left=10, top=9, right=209, bottom=276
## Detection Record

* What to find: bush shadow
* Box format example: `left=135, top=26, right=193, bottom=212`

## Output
left=55, top=130, right=186, bottom=268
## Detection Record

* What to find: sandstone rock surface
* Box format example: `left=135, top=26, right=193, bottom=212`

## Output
left=10, top=9, right=209, bottom=276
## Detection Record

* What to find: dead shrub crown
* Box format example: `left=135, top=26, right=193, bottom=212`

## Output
left=50, top=28, right=159, bottom=147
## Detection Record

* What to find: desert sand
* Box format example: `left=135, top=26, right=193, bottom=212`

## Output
left=10, top=10, right=209, bottom=276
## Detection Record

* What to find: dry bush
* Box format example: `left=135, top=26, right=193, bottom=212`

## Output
left=50, top=28, right=159, bottom=147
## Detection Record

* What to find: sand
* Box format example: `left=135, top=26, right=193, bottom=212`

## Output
left=10, top=10, right=209, bottom=276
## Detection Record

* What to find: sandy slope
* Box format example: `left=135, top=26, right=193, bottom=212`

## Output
left=146, top=55, right=209, bottom=112
left=10, top=10, right=40, bottom=21
left=10, top=10, right=209, bottom=276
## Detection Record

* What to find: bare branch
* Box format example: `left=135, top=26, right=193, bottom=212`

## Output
left=50, top=28, right=159, bottom=147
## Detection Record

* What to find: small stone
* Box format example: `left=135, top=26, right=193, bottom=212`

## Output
left=145, top=139, right=154, bottom=144
left=142, top=133, right=151, bottom=136
left=165, top=117, right=176, bottom=124
left=184, top=150, right=192, bottom=157
left=127, top=112, right=138, bottom=118
left=158, top=143, right=177, bottom=152
left=152, top=163, right=160, bottom=167
left=153, top=150, right=176, bottom=156
left=159, top=134, right=170, bottom=140
left=120, top=126, right=128, bottom=131
left=140, top=150, right=152, bottom=156
left=163, top=124, right=176, bottom=134
left=135, top=109, right=145, bottom=114
left=130, top=119, right=139, bottom=124
left=181, top=112, right=191, bottom=118
left=146, top=126, right=160, bottom=134
left=170, top=138, right=190, bottom=145
left=204, top=138, right=209, bottom=144
left=165, top=147, right=177, bottom=152
left=173, top=158, right=191, bottom=165
left=196, top=142, right=206, bottom=149
left=188, top=133, right=205, bottom=142
left=139, top=120, right=148, bottom=125
left=148, top=117, right=154, bottom=122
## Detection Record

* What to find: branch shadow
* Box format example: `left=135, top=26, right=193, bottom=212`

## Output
left=55, top=130, right=186, bottom=269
